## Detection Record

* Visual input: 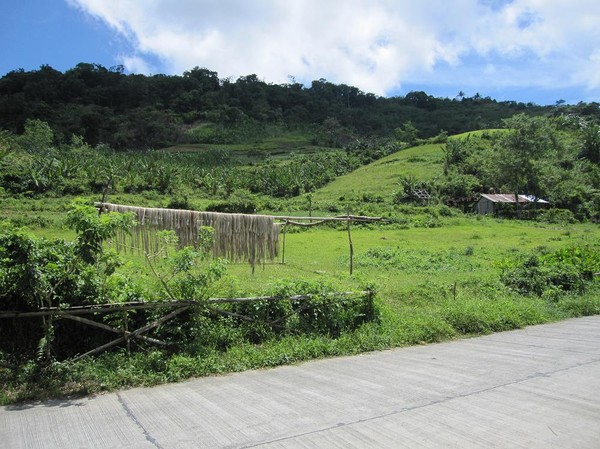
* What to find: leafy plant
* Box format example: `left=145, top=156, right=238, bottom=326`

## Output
left=144, top=228, right=227, bottom=302
left=65, top=199, right=136, bottom=264
left=500, top=245, right=600, bottom=296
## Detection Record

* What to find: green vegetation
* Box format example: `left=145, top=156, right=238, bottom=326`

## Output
left=1, top=67, right=599, bottom=404
left=314, top=143, right=443, bottom=203
left=440, top=114, right=600, bottom=219
left=1, top=63, right=582, bottom=150
left=1, top=202, right=599, bottom=404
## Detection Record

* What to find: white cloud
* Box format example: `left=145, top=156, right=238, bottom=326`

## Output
left=67, top=0, right=600, bottom=97
left=577, top=49, right=600, bottom=90
left=119, top=55, right=155, bottom=75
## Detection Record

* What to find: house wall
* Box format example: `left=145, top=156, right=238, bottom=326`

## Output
left=475, top=198, right=495, bottom=214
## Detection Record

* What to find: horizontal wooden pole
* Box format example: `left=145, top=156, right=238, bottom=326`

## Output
left=94, top=202, right=388, bottom=223
left=276, top=216, right=387, bottom=222
left=61, top=314, right=167, bottom=346
left=206, top=292, right=363, bottom=304
left=0, top=292, right=370, bottom=319
left=0, top=301, right=198, bottom=318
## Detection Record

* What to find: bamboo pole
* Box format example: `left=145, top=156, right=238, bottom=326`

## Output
left=206, top=292, right=363, bottom=303
left=62, top=314, right=122, bottom=333
left=92, top=203, right=388, bottom=223
left=71, top=306, right=190, bottom=361
left=281, top=221, right=288, bottom=264
left=281, top=219, right=328, bottom=227
left=204, top=306, right=258, bottom=323
left=347, top=214, right=354, bottom=275
left=0, top=292, right=368, bottom=318
left=60, top=314, right=167, bottom=346
left=0, top=302, right=198, bottom=318
left=274, top=215, right=387, bottom=222
left=71, top=335, right=126, bottom=361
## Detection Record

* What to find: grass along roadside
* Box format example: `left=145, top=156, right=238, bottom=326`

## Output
left=1, top=212, right=599, bottom=405
left=1, top=288, right=597, bottom=405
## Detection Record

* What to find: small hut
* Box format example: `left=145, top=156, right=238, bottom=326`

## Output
left=474, top=194, right=549, bottom=215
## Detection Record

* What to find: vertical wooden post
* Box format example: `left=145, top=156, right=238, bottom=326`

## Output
left=42, top=315, right=52, bottom=361
left=42, top=295, right=53, bottom=362
left=366, top=288, right=375, bottom=320
left=347, top=215, right=354, bottom=275
left=99, top=174, right=114, bottom=214
left=123, top=312, right=130, bottom=353
left=281, top=221, right=287, bottom=264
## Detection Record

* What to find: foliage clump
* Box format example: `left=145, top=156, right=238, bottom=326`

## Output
left=0, top=203, right=135, bottom=361
left=437, top=114, right=600, bottom=219
left=0, top=203, right=379, bottom=371
left=500, top=245, right=600, bottom=297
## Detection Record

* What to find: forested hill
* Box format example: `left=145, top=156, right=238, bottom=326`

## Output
left=1, top=63, right=595, bottom=150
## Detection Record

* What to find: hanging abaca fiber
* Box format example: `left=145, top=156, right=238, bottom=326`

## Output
left=99, top=203, right=280, bottom=269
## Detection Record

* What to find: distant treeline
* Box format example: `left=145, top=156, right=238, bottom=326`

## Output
left=1, top=63, right=598, bottom=150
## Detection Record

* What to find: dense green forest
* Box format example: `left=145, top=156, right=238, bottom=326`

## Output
left=4, top=63, right=595, bottom=150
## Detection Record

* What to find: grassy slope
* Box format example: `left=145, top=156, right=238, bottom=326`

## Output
left=451, top=129, right=506, bottom=139
left=313, top=129, right=507, bottom=202
left=314, top=143, right=443, bottom=202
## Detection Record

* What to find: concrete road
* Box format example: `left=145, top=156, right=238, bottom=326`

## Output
left=2, top=316, right=600, bottom=448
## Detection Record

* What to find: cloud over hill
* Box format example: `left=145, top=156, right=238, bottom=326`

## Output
left=68, top=0, right=600, bottom=99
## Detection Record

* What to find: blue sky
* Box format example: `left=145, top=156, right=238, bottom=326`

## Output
left=1, top=1, right=120, bottom=73
left=1, top=0, right=599, bottom=105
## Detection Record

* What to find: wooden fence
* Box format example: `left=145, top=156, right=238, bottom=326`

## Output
left=0, top=291, right=373, bottom=363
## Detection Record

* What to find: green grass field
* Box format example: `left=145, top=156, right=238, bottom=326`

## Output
left=2, top=127, right=599, bottom=404
left=3, top=209, right=598, bottom=404
left=225, top=215, right=597, bottom=293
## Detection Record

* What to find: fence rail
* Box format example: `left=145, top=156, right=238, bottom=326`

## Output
left=0, top=292, right=368, bottom=319
left=0, top=291, right=373, bottom=362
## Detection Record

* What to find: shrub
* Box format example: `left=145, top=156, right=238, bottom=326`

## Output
left=500, top=245, right=600, bottom=296
left=232, top=280, right=378, bottom=340
left=441, top=297, right=547, bottom=334
left=167, top=196, right=192, bottom=210
left=437, top=173, right=481, bottom=209
left=538, top=208, right=576, bottom=224
left=0, top=203, right=137, bottom=361
left=345, top=138, right=402, bottom=165
left=206, top=189, right=258, bottom=214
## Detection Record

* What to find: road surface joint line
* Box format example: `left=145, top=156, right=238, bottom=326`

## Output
left=117, top=392, right=164, bottom=449
left=489, top=339, right=600, bottom=356
left=241, top=356, right=600, bottom=448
